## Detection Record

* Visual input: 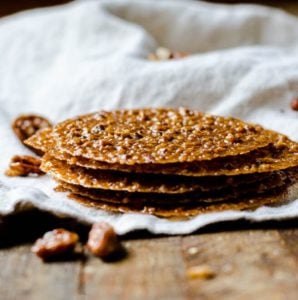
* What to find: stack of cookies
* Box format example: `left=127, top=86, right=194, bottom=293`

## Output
left=25, top=108, right=298, bottom=218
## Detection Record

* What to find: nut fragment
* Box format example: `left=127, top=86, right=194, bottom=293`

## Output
left=31, top=229, right=79, bottom=260
left=5, top=155, right=44, bottom=177
left=86, top=222, right=120, bottom=258
left=186, top=264, right=216, bottom=280
left=148, top=47, right=189, bottom=61
left=169, top=51, right=189, bottom=59
left=156, top=47, right=172, bottom=60
left=12, top=114, right=52, bottom=154
left=290, top=98, right=298, bottom=111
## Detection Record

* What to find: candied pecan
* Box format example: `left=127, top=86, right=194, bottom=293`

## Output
left=290, top=98, right=298, bottom=111
left=31, top=229, right=79, bottom=260
left=86, top=222, right=120, bottom=258
left=12, top=114, right=52, bottom=154
left=5, top=155, right=44, bottom=177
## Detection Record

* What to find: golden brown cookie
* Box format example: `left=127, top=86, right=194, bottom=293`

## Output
left=52, top=108, right=278, bottom=164
left=23, top=107, right=298, bottom=219
left=52, top=143, right=297, bottom=176
left=63, top=185, right=291, bottom=219
left=42, top=155, right=289, bottom=194
left=26, top=124, right=298, bottom=177
left=24, top=127, right=54, bottom=155
left=56, top=171, right=288, bottom=206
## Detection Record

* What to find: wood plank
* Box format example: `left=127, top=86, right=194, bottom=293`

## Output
left=0, top=0, right=72, bottom=17
left=1, top=228, right=297, bottom=300
left=81, top=237, right=188, bottom=300
left=181, top=229, right=298, bottom=300
left=278, top=229, right=298, bottom=260
left=0, top=245, right=82, bottom=300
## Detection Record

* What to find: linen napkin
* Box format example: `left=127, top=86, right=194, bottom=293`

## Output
left=0, top=0, right=298, bottom=234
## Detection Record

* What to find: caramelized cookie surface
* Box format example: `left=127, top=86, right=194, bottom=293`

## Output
left=63, top=186, right=291, bottom=219
left=52, top=108, right=278, bottom=164
left=42, top=155, right=287, bottom=194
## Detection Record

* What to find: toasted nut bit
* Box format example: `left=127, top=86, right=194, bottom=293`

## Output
left=186, top=264, right=216, bottom=280
left=290, top=98, right=298, bottom=111
left=31, top=229, right=79, bottom=259
left=156, top=47, right=172, bottom=60
left=147, top=53, right=158, bottom=61
left=86, top=222, right=120, bottom=258
left=148, top=47, right=189, bottom=61
left=5, top=155, right=44, bottom=177
left=169, top=51, right=189, bottom=59
left=12, top=114, right=52, bottom=154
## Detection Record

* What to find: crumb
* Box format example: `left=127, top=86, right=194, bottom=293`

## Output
left=186, top=264, right=216, bottom=280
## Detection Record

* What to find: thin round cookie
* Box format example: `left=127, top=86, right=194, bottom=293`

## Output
left=26, top=126, right=298, bottom=177
left=48, top=142, right=298, bottom=176
left=52, top=108, right=278, bottom=165
left=24, top=127, right=54, bottom=154
left=42, top=155, right=286, bottom=194
left=63, top=185, right=291, bottom=219
left=56, top=172, right=288, bottom=206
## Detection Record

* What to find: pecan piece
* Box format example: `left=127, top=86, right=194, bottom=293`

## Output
left=31, top=229, right=79, bottom=260
left=12, top=114, right=52, bottom=154
left=148, top=47, right=189, bottom=61
left=86, top=222, right=120, bottom=258
left=186, top=264, right=216, bottom=280
left=5, top=155, right=44, bottom=177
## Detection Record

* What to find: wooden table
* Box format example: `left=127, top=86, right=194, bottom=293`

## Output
left=0, top=1, right=297, bottom=299
left=0, top=212, right=297, bottom=300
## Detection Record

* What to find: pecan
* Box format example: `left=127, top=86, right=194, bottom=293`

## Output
left=148, top=47, right=189, bottom=61
left=12, top=114, right=52, bottom=154
left=290, top=98, right=298, bottom=111
left=31, top=229, right=79, bottom=260
left=86, top=222, right=120, bottom=258
left=5, top=155, right=44, bottom=177
left=169, top=51, right=189, bottom=59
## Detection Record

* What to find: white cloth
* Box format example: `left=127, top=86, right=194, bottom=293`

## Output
left=0, top=0, right=298, bottom=235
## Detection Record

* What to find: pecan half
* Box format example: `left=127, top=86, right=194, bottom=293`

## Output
left=5, top=155, right=44, bottom=177
left=12, top=114, right=52, bottom=154
left=31, top=229, right=79, bottom=260
left=86, top=222, right=120, bottom=258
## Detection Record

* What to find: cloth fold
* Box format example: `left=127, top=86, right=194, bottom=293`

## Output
left=0, top=0, right=297, bottom=234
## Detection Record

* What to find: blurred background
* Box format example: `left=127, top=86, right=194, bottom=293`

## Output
left=0, top=0, right=297, bottom=17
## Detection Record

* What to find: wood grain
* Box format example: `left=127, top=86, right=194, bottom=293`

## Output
left=0, top=228, right=297, bottom=300
left=0, top=245, right=80, bottom=300
left=181, top=230, right=298, bottom=300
